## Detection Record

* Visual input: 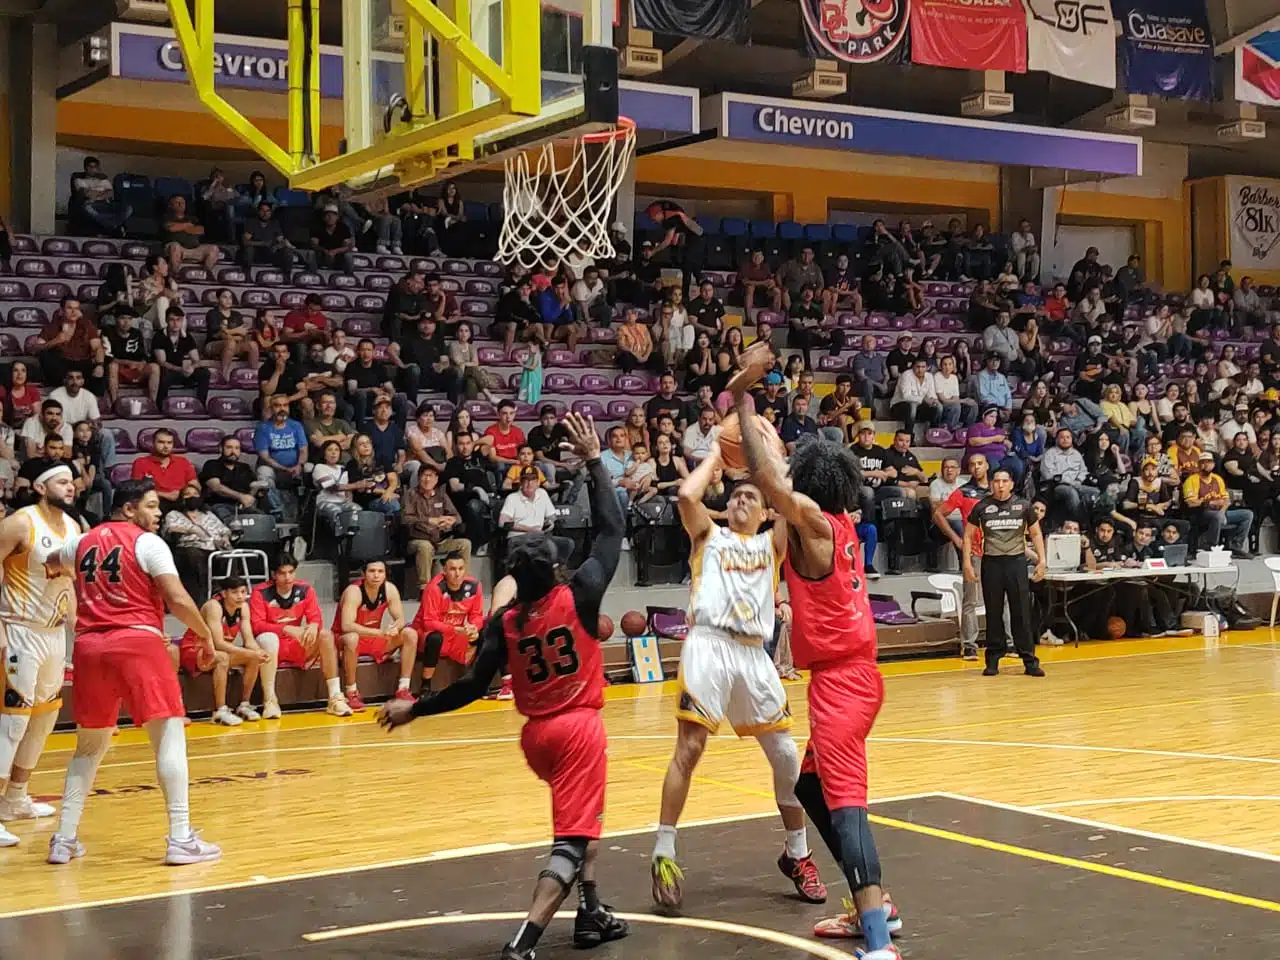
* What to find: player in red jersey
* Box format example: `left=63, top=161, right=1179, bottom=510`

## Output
left=176, top=576, right=274, bottom=726
left=730, top=344, right=901, bottom=959
left=333, top=560, right=417, bottom=708
left=411, top=551, right=484, bottom=690
left=46, top=478, right=223, bottom=867
left=379, top=413, right=628, bottom=960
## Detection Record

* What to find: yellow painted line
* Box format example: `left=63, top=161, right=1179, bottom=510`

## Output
left=303, top=910, right=855, bottom=958
left=867, top=813, right=1280, bottom=915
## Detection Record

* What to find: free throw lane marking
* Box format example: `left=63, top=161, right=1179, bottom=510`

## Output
left=303, top=910, right=856, bottom=957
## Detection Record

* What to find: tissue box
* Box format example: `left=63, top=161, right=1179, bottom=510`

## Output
left=1190, top=547, right=1230, bottom=568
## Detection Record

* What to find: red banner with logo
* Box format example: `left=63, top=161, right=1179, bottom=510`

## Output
left=910, top=0, right=1028, bottom=72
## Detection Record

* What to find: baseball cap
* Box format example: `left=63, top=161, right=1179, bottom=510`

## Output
left=1141, top=457, right=1159, bottom=468
left=1198, top=451, right=1215, bottom=462
left=1235, top=401, right=1250, bottom=411
left=1265, top=388, right=1280, bottom=402
left=322, top=203, right=339, bottom=214
left=857, top=422, right=876, bottom=435
left=764, top=372, right=783, bottom=386
left=1087, top=335, right=1102, bottom=345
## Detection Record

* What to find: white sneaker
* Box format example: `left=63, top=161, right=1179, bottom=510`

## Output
left=235, top=702, right=261, bottom=721
left=621, top=538, right=632, bottom=551
left=326, top=696, right=353, bottom=717
left=212, top=705, right=243, bottom=727
left=0, top=824, right=18, bottom=847
left=0, top=794, right=56, bottom=821
left=391, top=244, right=404, bottom=255
left=262, top=699, right=282, bottom=720
left=375, top=244, right=390, bottom=255
left=292, top=536, right=307, bottom=561
left=1041, top=630, right=1065, bottom=646
left=165, top=831, right=222, bottom=866
left=47, top=834, right=84, bottom=863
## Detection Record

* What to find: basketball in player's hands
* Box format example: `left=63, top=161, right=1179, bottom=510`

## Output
left=620, top=610, right=648, bottom=637
left=1107, top=616, right=1127, bottom=640
left=717, top=411, right=787, bottom=471
left=597, top=614, right=614, bottom=639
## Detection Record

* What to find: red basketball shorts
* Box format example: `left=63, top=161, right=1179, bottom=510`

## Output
left=356, top=634, right=396, bottom=663
left=73, top=628, right=186, bottom=728
left=178, top=639, right=216, bottom=676
left=805, top=658, right=884, bottom=810
left=520, top=707, right=607, bottom=839
left=271, top=632, right=316, bottom=669
left=437, top=630, right=470, bottom=665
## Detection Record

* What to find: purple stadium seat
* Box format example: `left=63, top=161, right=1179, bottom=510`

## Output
left=234, top=426, right=257, bottom=449
left=410, top=257, right=440, bottom=273
left=16, top=259, right=52, bottom=277
left=57, top=260, right=94, bottom=279
left=1172, top=362, right=1193, bottom=377
left=588, top=327, right=617, bottom=344
left=0, top=333, right=19, bottom=356
left=545, top=348, right=575, bottom=367
left=579, top=373, right=613, bottom=394
left=867, top=313, right=892, bottom=329
left=510, top=346, right=532, bottom=366
left=185, top=312, right=207, bottom=333
left=185, top=427, right=226, bottom=453
left=9, top=235, right=35, bottom=253
left=376, top=256, right=406, bottom=272
left=135, top=428, right=178, bottom=453
left=373, top=343, right=390, bottom=361
left=460, top=299, right=489, bottom=317
left=241, top=289, right=277, bottom=308
left=951, top=428, right=968, bottom=448
left=514, top=403, right=539, bottom=419
left=229, top=366, right=258, bottom=389
left=7, top=306, right=47, bottom=327
left=198, top=289, right=219, bottom=307
left=217, top=267, right=247, bottom=285
left=835, top=312, right=862, bottom=328
left=109, top=427, right=137, bottom=454
left=278, top=291, right=307, bottom=310
left=350, top=254, right=374, bottom=271
left=464, top=400, right=496, bottom=421
left=164, top=396, right=207, bottom=419
left=109, top=463, right=132, bottom=485
left=442, top=259, right=473, bottom=275
left=114, top=397, right=161, bottom=420
left=41, top=238, right=77, bottom=255
left=256, top=269, right=286, bottom=286
left=440, top=277, right=462, bottom=294
left=506, top=372, right=522, bottom=391
left=294, top=272, right=323, bottom=288
left=0, top=280, right=31, bottom=300
left=889, top=315, right=910, bottom=330
left=177, top=266, right=210, bottom=283
left=206, top=396, right=252, bottom=420
left=756, top=309, right=784, bottom=327
left=75, top=283, right=98, bottom=301
left=916, top=314, right=939, bottom=331
left=121, top=242, right=150, bottom=259
left=615, top=374, right=648, bottom=393
left=874, top=335, right=896, bottom=351
left=344, top=317, right=376, bottom=336
left=544, top=373, right=578, bottom=393
left=477, top=346, right=506, bottom=365
left=354, top=294, right=384, bottom=312
left=426, top=399, right=455, bottom=419
left=571, top=400, right=607, bottom=419
left=925, top=427, right=953, bottom=447
left=22, top=334, right=42, bottom=355
left=464, top=279, right=496, bottom=296
left=321, top=292, right=351, bottom=311
left=817, top=355, right=847, bottom=372
left=364, top=274, right=393, bottom=291
left=475, top=261, right=503, bottom=277
left=606, top=399, right=633, bottom=419
left=178, top=288, right=199, bottom=306
left=330, top=273, right=360, bottom=290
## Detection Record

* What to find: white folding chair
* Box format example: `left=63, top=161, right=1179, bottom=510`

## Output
left=1265, top=557, right=1280, bottom=627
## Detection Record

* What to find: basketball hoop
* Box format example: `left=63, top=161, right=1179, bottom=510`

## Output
left=496, top=116, right=637, bottom=268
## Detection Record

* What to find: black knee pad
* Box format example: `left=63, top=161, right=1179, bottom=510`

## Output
left=421, top=631, right=444, bottom=664
left=794, top=771, right=840, bottom=866
left=537, top=836, right=587, bottom=893
left=830, top=806, right=882, bottom=891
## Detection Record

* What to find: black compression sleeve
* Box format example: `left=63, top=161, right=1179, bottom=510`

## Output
left=410, top=614, right=506, bottom=717
left=572, top=457, right=623, bottom=630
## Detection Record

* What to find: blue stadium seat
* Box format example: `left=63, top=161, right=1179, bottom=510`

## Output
left=153, top=176, right=193, bottom=201
left=721, top=217, right=748, bottom=238
left=831, top=224, right=858, bottom=244
left=275, top=188, right=311, bottom=207
left=488, top=202, right=505, bottom=223
left=112, top=173, right=153, bottom=209
left=463, top=200, right=489, bottom=222
left=804, top=223, right=832, bottom=242
left=749, top=219, right=776, bottom=239
left=695, top=215, right=721, bottom=236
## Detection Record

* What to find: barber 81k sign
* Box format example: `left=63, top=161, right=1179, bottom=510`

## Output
left=1228, top=177, right=1280, bottom=270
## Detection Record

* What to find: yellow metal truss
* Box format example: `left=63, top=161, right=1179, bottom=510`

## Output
left=164, top=0, right=541, bottom=190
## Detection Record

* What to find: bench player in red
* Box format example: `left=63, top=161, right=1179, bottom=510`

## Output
left=379, top=412, right=628, bottom=960
left=411, top=551, right=484, bottom=690
left=176, top=576, right=275, bottom=726
left=730, top=344, right=902, bottom=959
left=333, top=559, right=417, bottom=707
left=47, top=478, right=223, bottom=866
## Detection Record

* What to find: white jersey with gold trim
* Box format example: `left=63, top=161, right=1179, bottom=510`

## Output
left=688, top=526, right=777, bottom=643
left=0, top=504, right=78, bottom=629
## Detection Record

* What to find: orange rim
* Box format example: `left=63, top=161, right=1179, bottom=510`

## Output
left=581, top=115, right=635, bottom=143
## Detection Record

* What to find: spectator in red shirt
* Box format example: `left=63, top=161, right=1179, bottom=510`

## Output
left=282, top=294, right=330, bottom=346
left=1042, top=282, right=1070, bottom=323
left=484, top=399, right=526, bottom=477
left=31, top=297, right=105, bottom=395
left=411, top=552, right=484, bottom=690
left=130, top=427, right=198, bottom=507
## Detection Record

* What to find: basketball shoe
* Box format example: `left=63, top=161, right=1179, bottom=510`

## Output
left=47, top=834, right=85, bottom=863
left=572, top=904, right=629, bottom=947
left=814, top=895, right=903, bottom=938
left=0, top=794, right=55, bottom=820
left=499, top=946, right=534, bottom=960
left=165, top=831, right=222, bottom=865
left=0, top=824, right=18, bottom=847
left=777, top=850, right=827, bottom=902
left=855, top=947, right=903, bottom=960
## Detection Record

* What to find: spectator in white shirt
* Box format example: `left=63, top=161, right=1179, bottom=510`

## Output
left=1072, top=287, right=1107, bottom=327
left=1010, top=219, right=1040, bottom=282
left=46, top=368, right=116, bottom=470
left=933, top=354, right=976, bottom=428
left=890, top=358, right=939, bottom=435
left=1219, top=402, right=1256, bottom=448
left=681, top=406, right=721, bottom=464
left=499, top=467, right=575, bottom=560
left=571, top=265, right=611, bottom=327
left=20, top=399, right=73, bottom=460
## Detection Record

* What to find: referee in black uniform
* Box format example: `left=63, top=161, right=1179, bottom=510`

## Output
left=962, top=466, right=1047, bottom=677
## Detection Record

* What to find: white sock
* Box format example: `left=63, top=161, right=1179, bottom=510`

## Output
left=4, top=780, right=26, bottom=801
left=256, top=633, right=279, bottom=701
left=345, top=683, right=358, bottom=695
left=397, top=678, right=410, bottom=691
left=326, top=677, right=341, bottom=699
left=653, top=823, right=677, bottom=860
left=146, top=717, right=191, bottom=841
left=785, top=827, right=808, bottom=860
left=55, top=727, right=113, bottom=839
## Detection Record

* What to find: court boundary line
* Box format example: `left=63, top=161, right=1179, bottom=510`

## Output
left=0, top=793, right=939, bottom=921
left=1032, top=795, right=1280, bottom=809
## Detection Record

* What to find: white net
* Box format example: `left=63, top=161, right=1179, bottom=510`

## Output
left=496, top=118, right=637, bottom=268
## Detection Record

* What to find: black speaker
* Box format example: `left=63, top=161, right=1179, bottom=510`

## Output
left=582, top=45, right=619, bottom=126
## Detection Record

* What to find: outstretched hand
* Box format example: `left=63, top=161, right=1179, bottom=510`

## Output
left=725, top=341, right=775, bottom=401
left=560, top=411, right=602, bottom=460
left=377, top=698, right=416, bottom=731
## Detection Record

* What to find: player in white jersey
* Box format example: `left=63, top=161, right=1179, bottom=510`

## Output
left=650, top=443, right=826, bottom=908
left=0, top=464, right=80, bottom=846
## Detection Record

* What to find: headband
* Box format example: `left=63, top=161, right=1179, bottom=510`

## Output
left=35, top=464, right=72, bottom=486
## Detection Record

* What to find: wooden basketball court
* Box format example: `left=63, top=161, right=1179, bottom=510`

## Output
left=3, top=630, right=1280, bottom=957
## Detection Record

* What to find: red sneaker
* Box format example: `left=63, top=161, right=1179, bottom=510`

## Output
left=345, top=691, right=367, bottom=712
left=815, top=895, right=903, bottom=938
left=777, top=850, right=827, bottom=903
left=495, top=675, right=514, bottom=701
left=394, top=688, right=415, bottom=702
